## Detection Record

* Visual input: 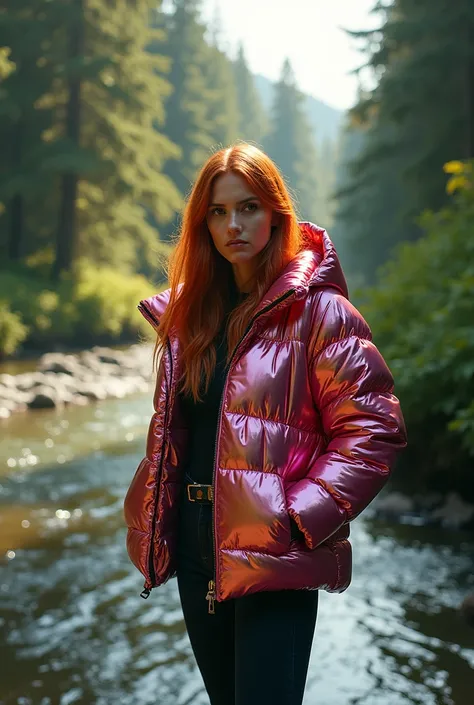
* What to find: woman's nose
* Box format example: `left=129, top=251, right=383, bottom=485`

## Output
left=228, top=211, right=242, bottom=233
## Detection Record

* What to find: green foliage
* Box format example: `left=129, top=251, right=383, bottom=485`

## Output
left=0, top=0, right=341, bottom=355
left=0, top=0, right=181, bottom=276
left=359, top=162, right=474, bottom=496
left=0, top=302, right=29, bottom=358
left=159, top=0, right=215, bottom=204
left=0, top=0, right=62, bottom=261
left=233, top=45, right=267, bottom=144
left=334, top=0, right=474, bottom=282
left=333, top=120, right=416, bottom=282
left=264, top=59, right=320, bottom=222
left=76, top=0, right=182, bottom=273
left=0, top=263, right=157, bottom=354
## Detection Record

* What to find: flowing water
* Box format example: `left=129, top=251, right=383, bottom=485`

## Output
left=1, top=389, right=473, bottom=705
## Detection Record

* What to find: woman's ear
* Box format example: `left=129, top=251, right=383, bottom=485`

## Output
left=271, top=213, right=281, bottom=233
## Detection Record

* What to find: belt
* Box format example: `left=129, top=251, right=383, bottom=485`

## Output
left=186, top=482, right=213, bottom=503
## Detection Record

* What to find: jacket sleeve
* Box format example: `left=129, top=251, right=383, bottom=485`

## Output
left=286, top=293, right=407, bottom=549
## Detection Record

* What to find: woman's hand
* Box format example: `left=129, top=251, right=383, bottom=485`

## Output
left=289, top=515, right=304, bottom=542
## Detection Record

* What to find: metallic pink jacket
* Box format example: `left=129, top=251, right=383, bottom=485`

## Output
left=124, top=223, right=407, bottom=602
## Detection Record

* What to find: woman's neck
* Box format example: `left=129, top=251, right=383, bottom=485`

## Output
left=232, top=264, right=255, bottom=293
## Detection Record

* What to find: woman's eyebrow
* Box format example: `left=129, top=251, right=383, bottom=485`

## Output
left=209, top=196, right=258, bottom=207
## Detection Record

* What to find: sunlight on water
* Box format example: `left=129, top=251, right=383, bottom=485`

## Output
left=0, top=393, right=153, bottom=477
left=1, top=397, right=473, bottom=704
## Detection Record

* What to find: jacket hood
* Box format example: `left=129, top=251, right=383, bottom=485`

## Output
left=139, top=222, right=348, bottom=326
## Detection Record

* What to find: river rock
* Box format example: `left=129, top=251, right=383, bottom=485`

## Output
left=97, top=362, right=127, bottom=378
left=0, top=384, right=21, bottom=401
left=69, top=393, right=90, bottom=407
left=91, top=347, right=124, bottom=365
left=99, top=378, right=129, bottom=399
left=0, top=384, right=32, bottom=407
left=373, top=491, right=415, bottom=516
left=38, top=353, right=82, bottom=376
left=15, top=372, right=46, bottom=391
left=27, top=386, right=64, bottom=409
left=2, top=343, right=154, bottom=416
left=430, top=492, right=474, bottom=529
left=40, top=372, right=80, bottom=392
left=0, top=373, right=16, bottom=388
left=76, top=383, right=108, bottom=401
left=413, top=492, right=444, bottom=512
left=0, top=397, right=20, bottom=412
left=128, top=376, right=150, bottom=394
left=77, top=351, right=106, bottom=374
left=460, top=594, right=474, bottom=628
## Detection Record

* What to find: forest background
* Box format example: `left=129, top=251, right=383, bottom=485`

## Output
left=1, top=0, right=473, bottom=498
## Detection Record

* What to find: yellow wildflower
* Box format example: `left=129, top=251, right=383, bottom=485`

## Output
left=443, top=161, right=465, bottom=175
left=446, top=175, right=469, bottom=194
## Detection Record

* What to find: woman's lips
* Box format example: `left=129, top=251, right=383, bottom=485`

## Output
left=227, top=239, right=248, bottom=247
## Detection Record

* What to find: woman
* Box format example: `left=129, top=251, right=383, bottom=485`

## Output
left=124, top=143, right=407, bottom=705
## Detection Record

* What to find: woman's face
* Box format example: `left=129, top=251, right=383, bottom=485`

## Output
left=206, top=171, right=277, bottom=291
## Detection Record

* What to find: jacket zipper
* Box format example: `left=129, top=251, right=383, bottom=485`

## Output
left=137, top=302, right=173, bottom=599
left=206, top=289, right=295, bottom=613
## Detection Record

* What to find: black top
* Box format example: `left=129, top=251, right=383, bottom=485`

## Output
left=179, top=286, right=249, bottom=485
left=178, top=284, right=305, bottom=542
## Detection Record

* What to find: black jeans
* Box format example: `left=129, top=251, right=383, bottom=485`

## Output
left=176, top=489, right=319, bottom=705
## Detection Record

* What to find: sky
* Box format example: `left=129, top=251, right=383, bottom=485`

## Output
left=201, top=0, right=380, bottom=111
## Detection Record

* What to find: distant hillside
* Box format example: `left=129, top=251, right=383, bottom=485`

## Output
left=254, top=73, right=343, bottom=145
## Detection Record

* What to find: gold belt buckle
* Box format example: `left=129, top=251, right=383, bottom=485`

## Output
left=187, top=484, right=197, bottom=502
left=187, top=484, right=213, bottom=502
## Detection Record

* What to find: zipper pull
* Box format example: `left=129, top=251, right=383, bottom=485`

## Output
left=205, top=580, right=216, bottom=614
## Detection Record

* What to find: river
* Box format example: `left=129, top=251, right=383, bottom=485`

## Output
left=1, top=391, right=473, bottom=705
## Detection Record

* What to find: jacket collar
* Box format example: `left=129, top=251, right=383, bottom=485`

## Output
left=252, top=222, right=348, bottom=317
left=139, top=222, right=348, bottom=327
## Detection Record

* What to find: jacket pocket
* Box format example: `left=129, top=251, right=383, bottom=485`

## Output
left=279, top=475, right=305, bottom=546
left=217, top=469, right=292, bottom=555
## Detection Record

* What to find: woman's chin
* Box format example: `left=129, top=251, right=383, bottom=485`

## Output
left=225, top=251, right=256, bottom=264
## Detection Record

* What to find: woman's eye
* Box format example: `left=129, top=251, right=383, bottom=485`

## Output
left=243, top=202, right=258, bottom=212
left=210, top=207, right=225, bottom=216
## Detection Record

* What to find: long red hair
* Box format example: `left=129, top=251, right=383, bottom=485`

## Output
left=156, top=143, right=303, bottom=400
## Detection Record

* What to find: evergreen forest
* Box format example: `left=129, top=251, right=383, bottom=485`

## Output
left=1, top=0, right=474, bottom=495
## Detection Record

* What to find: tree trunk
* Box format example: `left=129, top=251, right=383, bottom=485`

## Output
left=467, top=59, right=474, bottom=160
left=52, top=0, right=83, bottom=281
left=464, top=25, right=474, bottom=159
left=7, top=120, right=24, bottom=260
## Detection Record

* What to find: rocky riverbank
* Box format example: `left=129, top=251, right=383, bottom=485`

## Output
left=3, top=346, right=474, bottom=535
left=370, top=489, right=474, bottom=531
left=0, top=344, right=154, bottom=418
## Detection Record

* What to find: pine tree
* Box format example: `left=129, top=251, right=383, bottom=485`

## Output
left=233, top=44, right=267, bottom=144
left=74, top=0, right=182, bottom=274
left=264, top=59, right=319, bottom=221
left=333, top=120, right=415, bottom=284
left=0, top=0, right=60, bottom=262
left=334, top=0, right=474, bottom=281
left=351, top=0, right=474, bottom=212
left=205, top=41, right=239, bottom=149
left=160, top=0, right=215, bottom=202
left=0, top=0, right=182, bottom=278
left=52, top=0, right=85, bottom=280
left=314, top=136, right=337, bottom=230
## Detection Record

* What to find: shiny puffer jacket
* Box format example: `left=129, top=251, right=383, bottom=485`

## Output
left=124, top=222, right=407, bottom=602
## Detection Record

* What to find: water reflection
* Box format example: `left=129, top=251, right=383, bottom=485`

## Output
left=0, top=394, right=153, bottom=477
left=0, top=397, right=473, bottom=704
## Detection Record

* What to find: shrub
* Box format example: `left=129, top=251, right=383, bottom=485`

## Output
left=0, top=261, right=160, bottom=355
left=359, top=161, right=474, bottom=497
left=0, top=302, right=29, bottom=357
